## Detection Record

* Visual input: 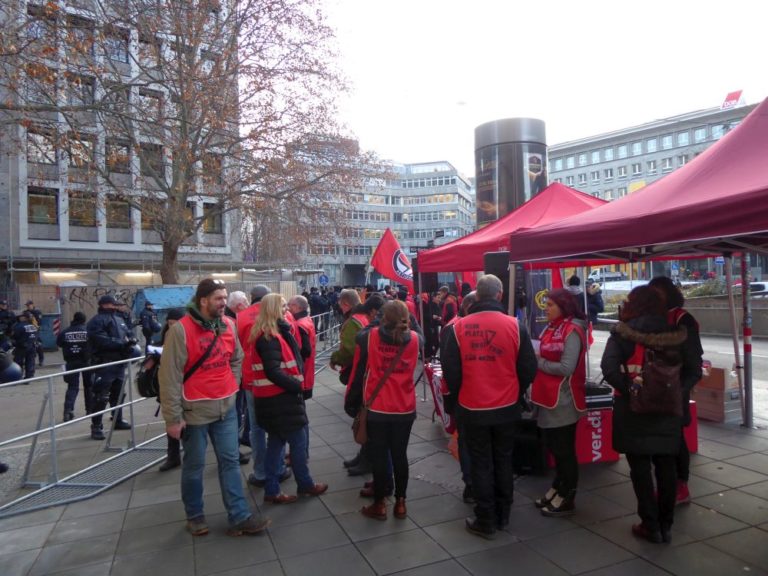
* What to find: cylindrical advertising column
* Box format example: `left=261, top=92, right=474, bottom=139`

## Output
left=474, top=118, right=547, bottom=226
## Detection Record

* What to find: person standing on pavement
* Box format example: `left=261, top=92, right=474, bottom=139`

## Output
left=12, top=311, right=38, bottom=381
left=24, top=300, right=44, bottom=367
left=56, top=312, right=93, bottom=422
left=87, top=295, right=138, bottom=440
left=350, top=300, right=422, bottom=521
left=648, top=275, right=703, bottom=506
left=0, top=299, right=15, bottom=351
left=139, top=301, right=162, bottom=353
left=531, top=289, right=588, bottom=517
left=440, top=290, right=477, bottom=505
left=225, top=291, right=252, bottom=466
left=155, top=307, right=186, bottom=472
left=250, top=293, right=328, bottom=504
left=159, top=278, right=270, bottom=537
left=288, top=295, right=316, bottom=461
left=600, top=285, right=695, bottom=544
left=237, top=285, right=290, bottom=488
left=442, top=274, right=537, bottom=539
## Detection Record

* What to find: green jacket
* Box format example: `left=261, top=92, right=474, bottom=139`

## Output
left=330, top=313, right=367, bottom=368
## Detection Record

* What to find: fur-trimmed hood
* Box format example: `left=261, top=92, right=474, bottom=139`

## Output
left=613, top=320, right=687, bottom=350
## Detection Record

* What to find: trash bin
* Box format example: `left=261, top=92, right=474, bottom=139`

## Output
left=39, top=313, right=61, bottom=351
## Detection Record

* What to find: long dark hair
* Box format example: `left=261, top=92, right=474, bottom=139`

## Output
left=620, top=285, right=666, bottom=321
left=648, top=276, right=684, bottom=309
left=547, top=288, right=586, bottom=321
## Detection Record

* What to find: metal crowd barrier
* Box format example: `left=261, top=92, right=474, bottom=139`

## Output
left=0, top=315, right=340, bottom=519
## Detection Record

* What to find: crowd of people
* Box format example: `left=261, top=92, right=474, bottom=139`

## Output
left=0, top=272, right=702, bottom=545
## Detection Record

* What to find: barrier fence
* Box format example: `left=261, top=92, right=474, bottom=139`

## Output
left=0, top=310, right=341, bottom=519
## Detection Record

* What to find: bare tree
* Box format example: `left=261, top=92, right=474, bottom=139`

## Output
left=1, top=0, right=377, bottom=283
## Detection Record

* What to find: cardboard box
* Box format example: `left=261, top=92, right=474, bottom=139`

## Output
left=690, top=368, right=741, bottom=423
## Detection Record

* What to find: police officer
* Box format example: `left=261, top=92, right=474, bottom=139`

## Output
left=87, top=295, right=138, bottom=440
left=57, top=312, right=93, bottom=422
left=139, top=301, right=161, bottom=353
left=12, top=310, right=39, bottom=381
left=25, top=300, right=44, bottom=366
left=441, top=274, right=537, bottom=539
left=0, top=299, right=15, bottom=351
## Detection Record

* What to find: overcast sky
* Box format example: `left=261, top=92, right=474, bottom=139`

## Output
left=323, top=0, right=767, bottom=177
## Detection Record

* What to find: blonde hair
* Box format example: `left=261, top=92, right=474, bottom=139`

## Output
left=381, top=300, right=410, bottom=345
left=250, top=293, right=285, bottom=342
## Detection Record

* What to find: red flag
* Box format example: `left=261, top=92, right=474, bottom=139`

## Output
left=550, top=267, right=563, bottom=289
left=370, top=228, right=414, bottom=293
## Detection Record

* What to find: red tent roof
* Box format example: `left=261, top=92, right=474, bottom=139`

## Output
left=507, top=98, right=768, bottom=264
left=418, top=183, right=606, bottom=273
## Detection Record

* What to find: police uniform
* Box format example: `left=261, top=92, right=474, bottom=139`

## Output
left=87, top=295, right=138, bottom=438
left=12, top=312, right=38, bottom=380
left=57, top=312, right=93, bottom=421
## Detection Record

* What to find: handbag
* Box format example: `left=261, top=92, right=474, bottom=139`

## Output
left=352, top=344, right=407, bottom=445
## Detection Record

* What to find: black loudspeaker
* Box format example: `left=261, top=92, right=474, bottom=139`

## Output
left=483, top=251, right=510, bottom=312
left=411, top=257, right=439, bottom=294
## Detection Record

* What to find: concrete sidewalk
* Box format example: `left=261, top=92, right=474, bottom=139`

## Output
left=1, top=361, right=768, bottom=575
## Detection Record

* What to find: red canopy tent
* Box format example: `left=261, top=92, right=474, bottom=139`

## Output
left=418, top=182, right=606, bottom=273
left=506, top=99, right=768, bottom=265
left=506, top=98, right=768, bottom=428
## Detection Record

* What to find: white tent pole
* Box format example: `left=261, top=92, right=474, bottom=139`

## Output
left=741, top=254, right=754, bottom=428
left=724, top=255, right=745, bottom=424
left=581, top=265, right=591, bottom=380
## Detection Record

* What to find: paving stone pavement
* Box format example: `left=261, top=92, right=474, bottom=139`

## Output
left=1, top=347, right=768, bottom=575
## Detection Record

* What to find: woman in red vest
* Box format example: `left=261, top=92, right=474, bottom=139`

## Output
left=250, top=294, right=327, bottom=504
left=348, top=300, right=422, bottom=521
left=531, top=288, right=588, bottom=517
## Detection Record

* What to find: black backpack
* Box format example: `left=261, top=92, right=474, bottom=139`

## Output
left=136, top=353, right=161, bottom=397
left=628, top=344, right=683, bottom=417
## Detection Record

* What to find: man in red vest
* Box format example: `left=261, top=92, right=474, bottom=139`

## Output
left=160, top=278, right=270, bottom=538
left=441, top=274, right=537, bottom=539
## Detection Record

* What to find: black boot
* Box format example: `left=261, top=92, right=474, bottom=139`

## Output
left=343, top=450, right=362, bottom=469
left=159, top=436, right=181, bottom=472
left=347, top=444, right=371, bottom=476
left=91, top=425, right=105, bottom=441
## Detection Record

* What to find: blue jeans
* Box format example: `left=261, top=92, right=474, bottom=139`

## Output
left=181, top=406, right=251, bottom=525
left=265, top=427, right=313, bottom=497
left=246, top=392, right=285, bottom=480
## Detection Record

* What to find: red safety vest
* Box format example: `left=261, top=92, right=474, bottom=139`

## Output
left=454, top=311, right=521, bottom=410
left=351, top=312, right=370, bottom=331
left=237, top=303, right=261, bottom=392
left=293, top=315, right=316, bottom=392
left=531, top=317, right=587, bottom=410
left=180, top=316, right=239, bottom=402
left=364, top=327, right=419, bottom=415
left=669, top=307, right=699, bottom=330
left=251, top=332, right=304, bottom=398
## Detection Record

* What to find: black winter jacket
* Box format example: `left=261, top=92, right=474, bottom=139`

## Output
left=601, top=315, right=692, bottom=455
left=87, top=308, right=133, bottom=363
left=441, top=299, right=538, bottom=425
left=254, top=320, right=307, bottom=437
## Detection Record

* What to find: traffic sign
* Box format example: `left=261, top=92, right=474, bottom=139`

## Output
left=714, top=256, right=725, bottom=265
left=318, top=274, right=329, bottom=286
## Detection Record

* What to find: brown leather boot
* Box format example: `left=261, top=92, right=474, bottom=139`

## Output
left=361, top=499, right=387, bottom=521
left=393, top=497, right=407, bottom=519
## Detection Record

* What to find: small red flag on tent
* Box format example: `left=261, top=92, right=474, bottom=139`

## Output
left=370, top=228, right=414, bottom=293
left=550, top=267, right=563, bottom=289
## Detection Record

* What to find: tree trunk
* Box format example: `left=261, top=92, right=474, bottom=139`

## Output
left=160, top=241, right=181, bottom=284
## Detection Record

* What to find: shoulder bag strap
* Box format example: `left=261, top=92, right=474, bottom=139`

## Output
left=364, top=343, right=408, bottom=409
left=183, top=329, right=220, bottom=383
